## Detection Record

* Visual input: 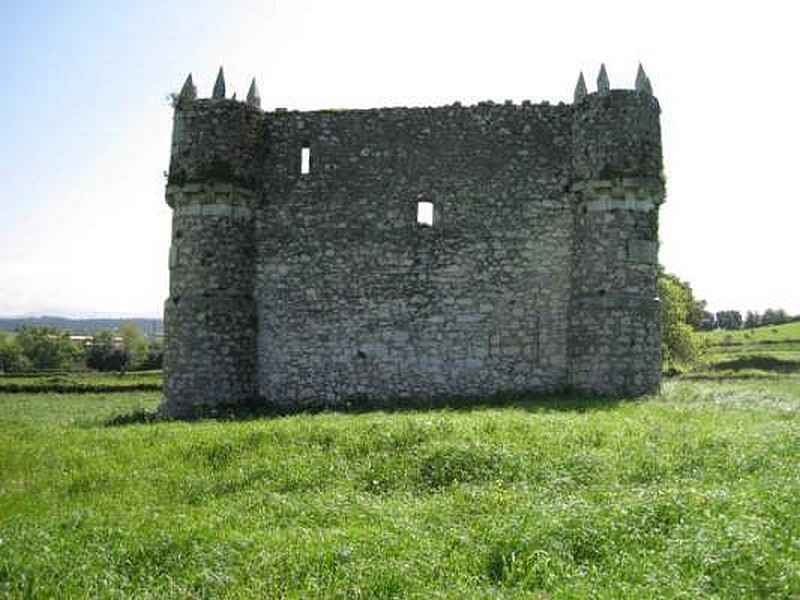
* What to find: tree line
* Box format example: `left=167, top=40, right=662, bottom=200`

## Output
left=702, top=308, right=796, bottom=331
left=0, top=324, right=163, bottom=374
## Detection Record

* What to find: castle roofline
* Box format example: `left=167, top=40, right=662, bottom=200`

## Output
left=174, top=64, right=654, bottom=114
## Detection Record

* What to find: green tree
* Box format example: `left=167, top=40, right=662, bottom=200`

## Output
left=698, top=310, right=716, bottom=331
left=119, top=323, right=149, bottom=370
left=715, top=310, right=743, bottom=330
left=761, top=308, right=790, bottom=326
left=16, top=326, right=80, bottom=371
left=85, top=330, right=128, bottom=372
left=659, top=271, right=703, bottom=372
left=141, top=337, right=164, bottom=370
left=658, top=272, right=706, bottom=329
left=744, top=311, right=760, bottom=329
left=0, top=331, right=29, bottom=373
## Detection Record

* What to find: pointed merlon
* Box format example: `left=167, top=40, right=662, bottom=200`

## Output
left=179, top=73, right=197, bottom=102
left=574, top=72, right=587, bottom=103
left=246, top=78, right=261, bottom=108
left=212, top=66, right=226, bottom=99
left=635, top=63, right=653, bottom=95
left=597, top=64, right=610, bottom=95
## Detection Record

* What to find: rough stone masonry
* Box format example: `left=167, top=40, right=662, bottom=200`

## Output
left=162, top=64, right=665, bottom=418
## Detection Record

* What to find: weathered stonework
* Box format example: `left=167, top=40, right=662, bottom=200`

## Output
left=162, top=65, right=665, bottom=417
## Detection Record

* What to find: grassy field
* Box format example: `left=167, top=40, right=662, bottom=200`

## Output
left=694, top=321, right=800, bottom=379
left=1, top=377, right=798, bottom=598
left=701, top=321, right=800, bottom=346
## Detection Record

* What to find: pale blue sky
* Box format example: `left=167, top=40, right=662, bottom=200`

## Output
left=1, top=0, right=798, bottom=317
left=0, top=2, right=245, bottom=225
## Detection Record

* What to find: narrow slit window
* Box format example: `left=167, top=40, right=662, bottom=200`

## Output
left=300, top=146, right=311, bottom=175
left=417, top=201, right=434, bottom=226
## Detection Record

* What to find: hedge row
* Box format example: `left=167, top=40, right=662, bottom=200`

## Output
left=0, top=383, right=162, bottom=394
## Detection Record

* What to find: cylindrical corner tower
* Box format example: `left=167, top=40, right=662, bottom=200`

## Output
left=162, top=87, right=266, bottom=417
left=568, top=85, right=664, bottom=396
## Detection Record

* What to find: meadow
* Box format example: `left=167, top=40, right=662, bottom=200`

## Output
left=0, top=326, right=798, bottom=598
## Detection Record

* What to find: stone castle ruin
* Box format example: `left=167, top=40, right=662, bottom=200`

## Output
left=162, top=64, right=664, bottom=417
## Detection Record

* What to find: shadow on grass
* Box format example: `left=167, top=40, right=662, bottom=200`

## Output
left=711, top=355, right=800, bottom=374
left=105, top=409, right=162, bottom=426
left=104, top=389, right=646, bottom=427
left=712, top=338, right=800, bottom=347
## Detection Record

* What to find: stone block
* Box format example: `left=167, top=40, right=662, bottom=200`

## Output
left=627, top=239, right=658, bottom=264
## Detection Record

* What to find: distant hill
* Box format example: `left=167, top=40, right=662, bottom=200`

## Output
left=0, top=316, right=163, bottom=338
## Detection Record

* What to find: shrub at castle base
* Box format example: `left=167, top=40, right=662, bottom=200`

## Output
left=162, top=64, right=664, bottom=417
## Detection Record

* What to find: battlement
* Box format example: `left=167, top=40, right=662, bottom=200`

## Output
left=162, top=64, right=665, bottom=417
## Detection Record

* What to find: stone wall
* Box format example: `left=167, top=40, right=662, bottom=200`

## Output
left=163, top=184, right=258, bottom=416
left=161, top=67, right=665, bottom=416
left=257, top=103, right=574, bottom=407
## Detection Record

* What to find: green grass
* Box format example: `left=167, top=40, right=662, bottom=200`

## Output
left=0, top=370, right=162, bottom=392
left=701, top=321, right=800, bottom=345
left=1, top=381, right=798, bottom=598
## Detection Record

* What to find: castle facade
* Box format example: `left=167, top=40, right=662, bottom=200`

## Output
left=162, top=64, right=664, bottom=417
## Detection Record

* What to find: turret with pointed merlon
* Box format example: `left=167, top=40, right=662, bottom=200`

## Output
left=568, top=63, right=664, bottom=396
left=163, top=68, right=267, bottom=417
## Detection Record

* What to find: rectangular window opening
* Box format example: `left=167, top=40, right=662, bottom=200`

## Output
left=300, top=146, right=311, bottom=175
left=417, top=201, right=434, bottom=226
